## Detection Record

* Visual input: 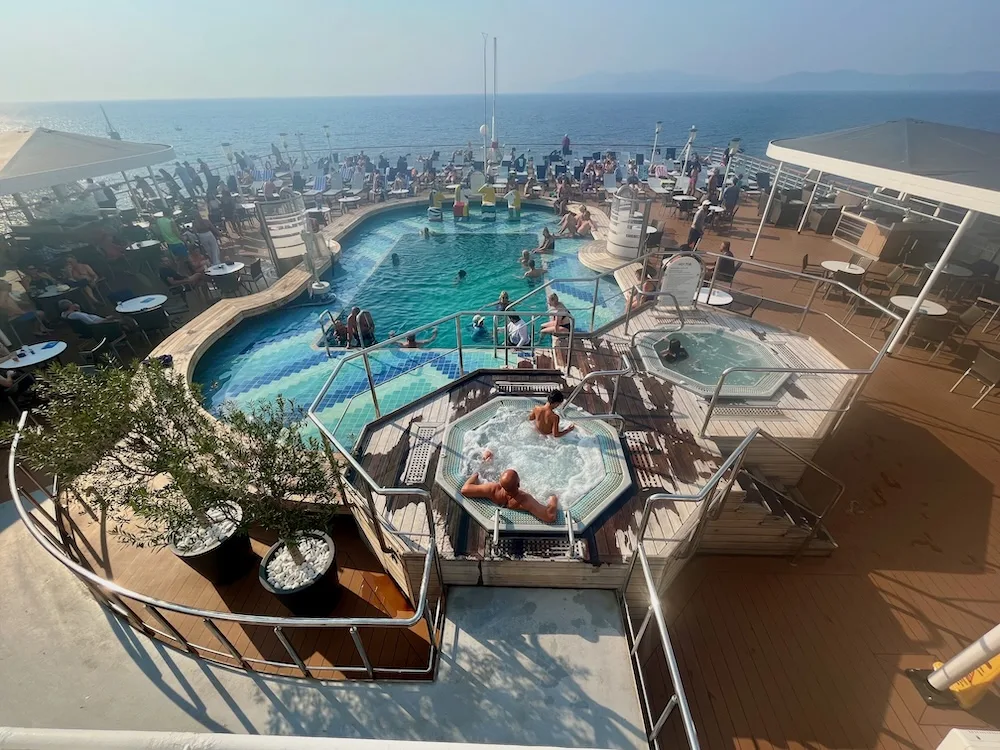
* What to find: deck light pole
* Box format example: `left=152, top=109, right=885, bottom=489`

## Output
left=680, top=125, right=697, bottom=176
left=651, top=121, right=662, bottom=165
left=797, top=169, right=823, bottom=233
left=749, top=162, right=783, bottom=258
left=323, top=125, right=333, bottom=163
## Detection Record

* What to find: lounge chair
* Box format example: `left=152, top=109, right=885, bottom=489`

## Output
left=951, top=346, right=1000, bottom=409
left=900, top=316, right=957, bottom=361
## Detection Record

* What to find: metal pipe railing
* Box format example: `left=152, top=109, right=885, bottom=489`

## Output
left=7, top=413, right=445, bottom=680
left=317, top=309, right=337, bottom=357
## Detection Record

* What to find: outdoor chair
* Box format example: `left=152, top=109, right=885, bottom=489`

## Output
left=241, top=259, right=268, bottom=293
left=824, top=268, right=865, bottom=301
left=87, top=321, right=136, bottom=363
left=129, top=308, right=177, bottom=346
left=791, top=253, right=825, bottom=291
left=948, top=304, right=987, bottom=348
left=210, top=272, right=242, bottom=298
left=899, top=316, right=957, bottom=361
left=950, top=347, right=1000, bottom=409
left=728, top=291, right=762, bottom=318
left=864, top=265, right=905, bottom=297
left=164, top=285, right=191, bottom=314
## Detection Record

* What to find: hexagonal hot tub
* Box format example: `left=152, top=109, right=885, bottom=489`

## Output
left=635, top=325, right=791, bottom=399
left=435, top=397, right=633, bottom=534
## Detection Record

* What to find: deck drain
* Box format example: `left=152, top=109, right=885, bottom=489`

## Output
left=495, top=381, right=562, bottom=395
left=623, top=431, right=675, bottom=490
left=770, top=343, right=809, bottom=370
left=488, top=537, right=586, bottom=559
left=713, top=405, right=786, bottom=419
left=402, top=425, right=440, bottom=485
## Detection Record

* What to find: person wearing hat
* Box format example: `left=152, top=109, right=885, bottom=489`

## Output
left=688, top=200, right=710, bottom=248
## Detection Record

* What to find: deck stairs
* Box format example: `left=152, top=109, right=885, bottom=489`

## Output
left=699, top=467, right=837, bottom=556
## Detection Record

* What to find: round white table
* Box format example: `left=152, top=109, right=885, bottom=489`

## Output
left=674, top=195, right=697, bottom=203
left=388, top=189, right=410, bottom=199
left=7, top=341, right=67, bottom=369
left=128, top=239, right=162, bottom=252
left=821, top=260, right=866, bottom=275
left=445, top=184, right=461, bottom=191
left=206, top=262, right=245, bottom=277
left=697, top=287, right=733, bottom=306
left=240, top=203, right=256, bottom=211
left=338, top=196, right=362, bottom=211
left=116, top=294, right=167, bottom=314
left=890, top=295, right=948, bottom=316
left=34, top=284, right=73, bottom=299
left=492, top=183, right=508, bottom=191
left=708, top=205, right=726, bottom=214
left=924, top=261, right=973, bottom=277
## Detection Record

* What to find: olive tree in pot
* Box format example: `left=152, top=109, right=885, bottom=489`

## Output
left=105, top=362, right=254, bottom=584
left=3, top=364, right=138, bottom=540
left=219, top=396, right=338, bottom=616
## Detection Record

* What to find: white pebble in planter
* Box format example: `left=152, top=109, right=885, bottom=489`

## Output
left=259, top=531, right=338, bottom=615
left=169, top=503, right=253, bottom=584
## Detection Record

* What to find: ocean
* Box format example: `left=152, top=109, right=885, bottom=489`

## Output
left=1, top=92, right=999, bottom=170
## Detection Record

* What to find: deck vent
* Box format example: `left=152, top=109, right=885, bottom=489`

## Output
left=770, top=343, right=809, bottom=370
left=402, top=425, right=440, bottom=485
left=712, top=405, right=786, bottom=419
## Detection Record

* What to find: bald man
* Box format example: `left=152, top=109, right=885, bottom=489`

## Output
left=461, top=468, right=558, bottom=523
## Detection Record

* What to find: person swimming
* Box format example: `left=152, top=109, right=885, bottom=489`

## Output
left=471, top=314, right=488, bottom=339
left=520, top=249, right=532, bottom=266
left=528, top=389, right=575, bottom=437
left=455, top=269, right=467, bottom=283
left=461, top=468, right=558, bottom=523
left=662, top=338, right=688, bottom=363
left=391, top=252, right=400, bottom=266
left=523, top=259, right=545, bottom=279
left=421, top=227, right=431, bottom=238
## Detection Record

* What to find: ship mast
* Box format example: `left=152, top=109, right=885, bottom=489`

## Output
left=100, top=105, right=121, bottom=140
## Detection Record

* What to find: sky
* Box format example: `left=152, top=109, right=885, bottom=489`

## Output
left=2, top=0, right=1000, bottom=102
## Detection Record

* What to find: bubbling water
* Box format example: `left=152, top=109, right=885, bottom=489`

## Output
left=460, top=402, right=604, bottom=503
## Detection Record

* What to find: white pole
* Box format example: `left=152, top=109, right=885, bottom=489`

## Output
left=482, top=33, right=489, bottom=169
left=146, top=166, right=167, bottom=210
left=928, top=621, right=1000, bottom=691
left=651, top=121, right=661, bottom=166
left=798, top=170, right=823, bottom=233
left=491, top=36, right=497, bottom=152
left=749, top=162, right=783, bottom=258
left=888, top=209, right=978, bottom=354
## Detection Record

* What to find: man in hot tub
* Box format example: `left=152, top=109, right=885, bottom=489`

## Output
left=529, top=389, right=575, bottom=437
left=462, top=468, right=558, bottom=524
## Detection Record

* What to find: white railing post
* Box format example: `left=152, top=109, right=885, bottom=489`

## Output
left=798, top=170, right=823, bottom=233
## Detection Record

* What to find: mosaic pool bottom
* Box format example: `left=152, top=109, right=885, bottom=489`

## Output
left=194, top=205, right=625, bottom=450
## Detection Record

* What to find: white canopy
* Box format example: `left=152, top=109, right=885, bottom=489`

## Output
left=0, top=128, right=175, bottom=195
left=767, top=119, right=1000, bottom=217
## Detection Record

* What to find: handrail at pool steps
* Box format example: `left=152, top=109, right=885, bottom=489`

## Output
left=317, top=308, right=338, bottom=357
left=6, top=414, right=446, bottom=680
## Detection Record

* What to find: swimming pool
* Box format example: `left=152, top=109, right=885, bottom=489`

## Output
left=193, top=205, right=625, bottom=448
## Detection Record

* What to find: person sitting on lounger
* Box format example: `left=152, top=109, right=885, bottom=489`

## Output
left=461, top=469, right=558, bottom=523
left=529, top=389, right=575, bottom=437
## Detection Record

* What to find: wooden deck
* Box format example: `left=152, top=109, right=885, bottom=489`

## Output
left=56, top=498, right=432, bottom=679
left=618, top=202, right=1000, bottom=748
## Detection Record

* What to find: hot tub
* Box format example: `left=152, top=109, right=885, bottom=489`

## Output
left=435, top=397, right=632, bottom=534
left=636, top=325, right=790, bottom=399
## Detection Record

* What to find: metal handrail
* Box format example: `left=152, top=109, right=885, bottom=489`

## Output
left=6, top=413, right=445, bottom=680
left=562, top=353, right=633, bottom=415
left=623, top=289, right=686, bottom=338
left=306, top=308, right=575, bottom=550
left=317, top=309, right=337, bottom=358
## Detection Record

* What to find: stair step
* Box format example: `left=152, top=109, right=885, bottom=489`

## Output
left=747, top=469, right=812, bottom=529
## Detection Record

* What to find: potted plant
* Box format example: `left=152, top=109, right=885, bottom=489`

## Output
left=219, top=396, right=338, bottom=616
left=108, top=362, right=253, bottom=584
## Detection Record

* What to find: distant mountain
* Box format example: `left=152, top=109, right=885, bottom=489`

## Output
left=760, top=70, right=1000, bottom=92
left=544, top=69, right=1000, bottom=94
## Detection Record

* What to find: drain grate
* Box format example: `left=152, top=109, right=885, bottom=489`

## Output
left=495, top=381, right=562, bottom=395
left=624, top=431, right=675, bottom=490
left=402, top=425, right=440, bottom=485
left=713, top=405, right=786, bottom=418
left=770, top=343, right=809, bottom=370
left=488, top=536, right=586, bottom=559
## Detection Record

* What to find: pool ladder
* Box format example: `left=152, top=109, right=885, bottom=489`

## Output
left=318, top=309, right=338, bottom=357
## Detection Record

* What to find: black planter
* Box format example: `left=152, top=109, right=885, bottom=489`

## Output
left=169, top=527, right=254, bottom=585
left=258, top=531, right=339, bottom=616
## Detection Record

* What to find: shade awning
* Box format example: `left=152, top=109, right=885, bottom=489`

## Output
left=766, top=119, right=1000, bottom=217
left=0, top=128, right=175, bottom=195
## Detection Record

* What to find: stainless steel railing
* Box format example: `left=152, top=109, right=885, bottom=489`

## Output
left=317, top=308, right=337, bottom=357
left=7, top=413, right=446, bottom=680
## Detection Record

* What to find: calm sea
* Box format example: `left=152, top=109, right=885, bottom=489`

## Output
left=1, top=92, right=999, bottom=168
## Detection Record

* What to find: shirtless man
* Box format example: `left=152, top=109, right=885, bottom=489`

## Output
left=461, top=468, right=558, bottom=523
left=529, top=389, right=575, bottom=437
